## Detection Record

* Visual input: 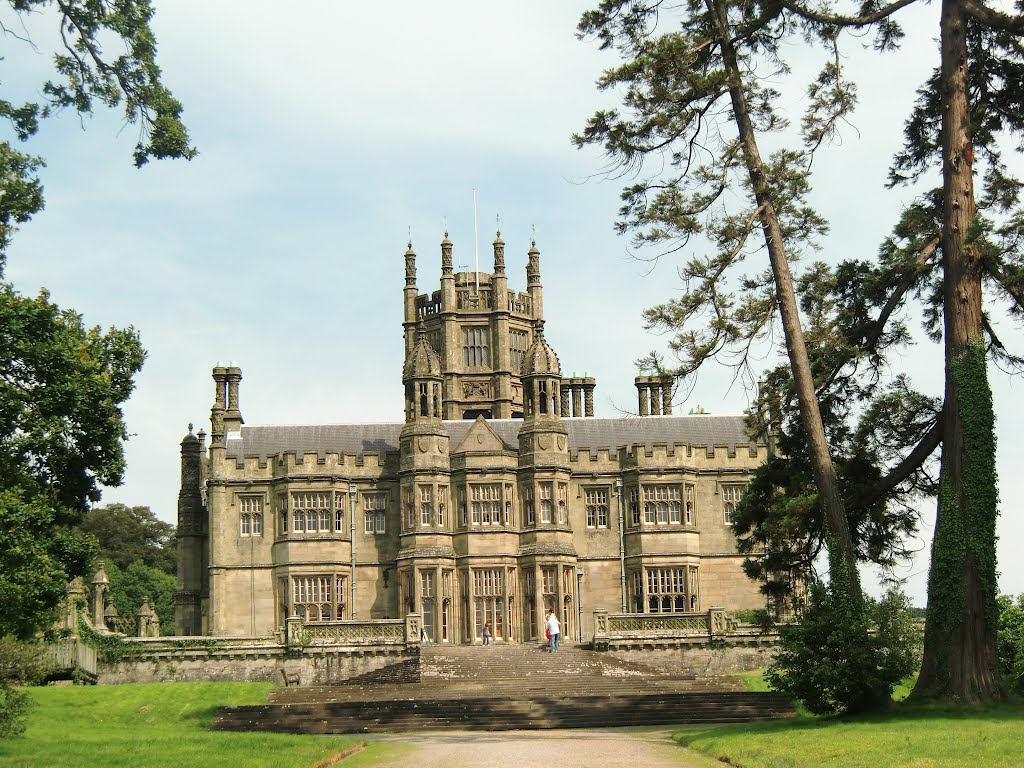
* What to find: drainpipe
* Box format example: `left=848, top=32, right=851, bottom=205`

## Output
left=575, top=564, right=584, bottom=643
left=615, top=478, right=626, bottom=613
left=349, top=483, right=357, bottom=619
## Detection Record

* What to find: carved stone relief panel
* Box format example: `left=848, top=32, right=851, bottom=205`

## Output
left=462, top=380, right=491, bottom=400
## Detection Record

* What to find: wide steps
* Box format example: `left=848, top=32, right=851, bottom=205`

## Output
left=213, top=645, right=792, bottom=733
left=214, top=691, right=795, bottom=733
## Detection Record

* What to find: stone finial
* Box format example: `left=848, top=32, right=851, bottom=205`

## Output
left=493, top=231, right=505, bottom=275
left=441, top=232, right=453, bottom=276
left=91, top=563, right=109, bottom=586
left=527, top=239, right=540, bottom=284
left=405, top=241, right=417, bottom=286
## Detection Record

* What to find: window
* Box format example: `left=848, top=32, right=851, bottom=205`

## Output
left=291, top=574, right=345, bottom=622
left=471, top=483, right=501, bottom=525
left=463, top=326, right=490, bottom=368
left=334, top=491, right=346, bottom=532
left=427, top=329, right=442, bottom=356
left=277, top=494, right=287, bottom=535
left=585, top=487, right=609, bottom=528
left=405, top=488, right=415, bottom=530
left=291, top=492, right=333, bottom=533
left=473, top=569, right=505, bottom=640
left=524, top=484, right=535, bottom=525
left=684, top=483, right=695, bottom=525
left=504, top=485, right=513, bottom=524
left=363, top=493, right=387, bottom=534
left=421, top=570, right=436, bottom=641
left=421, top=570, right=435, bottom=598
left=240, top=496, right=263, bottom=536
left=509, top=329, right=529, bottom=372
left=646, top=567, right=689, bottom=613
left=437, top=485, right=447, bottom=527
left=420, top=485, right=434, bottom=526
left=541, top=566, right=556, bottom=613
left=629, top=487, right=640, bottom=527
left=723, top=484, right=745, bottom=525
left=642, top=485, right=681, bottom=526
left=539, top=482, right=553, bottom=523
left=458, top=487, right=467, bottom=527
left=631, top=571, right=643, bottom=612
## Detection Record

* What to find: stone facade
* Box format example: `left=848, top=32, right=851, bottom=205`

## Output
left=176, top=234, right=768, bottom=642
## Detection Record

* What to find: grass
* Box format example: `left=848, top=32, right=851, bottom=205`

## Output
left=673, top=669, right=1024, bottom=768
left=0, top=683, right=367, bottom=768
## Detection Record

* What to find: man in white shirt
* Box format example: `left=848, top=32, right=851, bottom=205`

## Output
left=546, top=611, right=561, bottom=652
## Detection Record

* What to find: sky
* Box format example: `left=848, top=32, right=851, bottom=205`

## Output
left=3, top=1, right=1022, bottom=604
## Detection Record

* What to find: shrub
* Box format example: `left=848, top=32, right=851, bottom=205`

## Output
left=767, top=583, right=920, bottom=715
left=997, top=593, right=1024, bottom=693
left=0, top=636, right=43, bottom=739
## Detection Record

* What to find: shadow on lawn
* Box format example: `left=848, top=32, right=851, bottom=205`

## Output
left=675, top=699, right=1024, bottom=744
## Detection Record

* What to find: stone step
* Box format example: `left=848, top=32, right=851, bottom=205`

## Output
left=214, top=691, right=795, bottom=734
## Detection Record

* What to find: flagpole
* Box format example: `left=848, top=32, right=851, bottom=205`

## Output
left=473, top=188, right=479, bottom=294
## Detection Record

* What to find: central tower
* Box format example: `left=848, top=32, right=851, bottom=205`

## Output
left=403, top=232, right=544, bottom=420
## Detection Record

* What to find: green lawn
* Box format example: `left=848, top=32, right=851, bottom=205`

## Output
left=676, top=670, right=1024, bottom=768
left=0, top=683, right=366, bottom=768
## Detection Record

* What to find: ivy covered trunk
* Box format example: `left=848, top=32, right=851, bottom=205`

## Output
left=706, top=0, right=862, bottom=606
left=914, top=0, right=1003, bottom=702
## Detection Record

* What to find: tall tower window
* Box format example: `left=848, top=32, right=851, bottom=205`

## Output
left=427, top=329, right=442, bottom=356
left=463, top=326, right=490, bottom=368
left=509, top=330, right=529, bottom=372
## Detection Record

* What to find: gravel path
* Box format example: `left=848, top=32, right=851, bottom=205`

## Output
left=348, top=727, right=716, bottom=768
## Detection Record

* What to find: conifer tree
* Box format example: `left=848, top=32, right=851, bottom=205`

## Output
left=774, top=0, right=1024, bottom=704
left=576, top=0, right=866, bottom=607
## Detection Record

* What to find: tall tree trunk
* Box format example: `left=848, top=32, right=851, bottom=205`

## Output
left=705, top=0, right=861, bottom=605
left=914, top=0, right=1003, bottom=702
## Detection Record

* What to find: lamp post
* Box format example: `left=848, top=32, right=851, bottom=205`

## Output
left=349, top=483, right=357, bottom=619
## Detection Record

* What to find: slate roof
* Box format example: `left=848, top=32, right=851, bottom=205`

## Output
left=224, top=414, right=758, bottom=460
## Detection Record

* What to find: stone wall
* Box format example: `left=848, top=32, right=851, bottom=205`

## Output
left=96, top=637, right=419, bottom=686
left=603, top=637, right=777, bottom=677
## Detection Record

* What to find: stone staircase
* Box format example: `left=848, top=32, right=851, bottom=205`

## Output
left=212, top=643, right=794, bottom=733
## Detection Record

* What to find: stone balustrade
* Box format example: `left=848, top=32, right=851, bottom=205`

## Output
left=592, top=607, right=754, bottom=650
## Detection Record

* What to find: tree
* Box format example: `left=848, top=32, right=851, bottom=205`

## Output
left=773, top=0, right=1024, bottom=702
left=0, top=0, right=196, bottom=268
left=81, top=503, right=176, bottom=574
left=767, top=583, right=920, bottom=714
left=0, top=0, right=191, bottom=642
left=105, top=560, right=175, bottom=633
left=576, top=0, right=868, bottom=606
left=0, top=288, right=145, bottom=638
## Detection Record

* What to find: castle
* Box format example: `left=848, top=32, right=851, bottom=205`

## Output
left=175, top=233, right=768, bottom=642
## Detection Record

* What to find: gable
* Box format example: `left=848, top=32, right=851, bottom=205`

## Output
left=452, top=415, right=511, bottom=454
